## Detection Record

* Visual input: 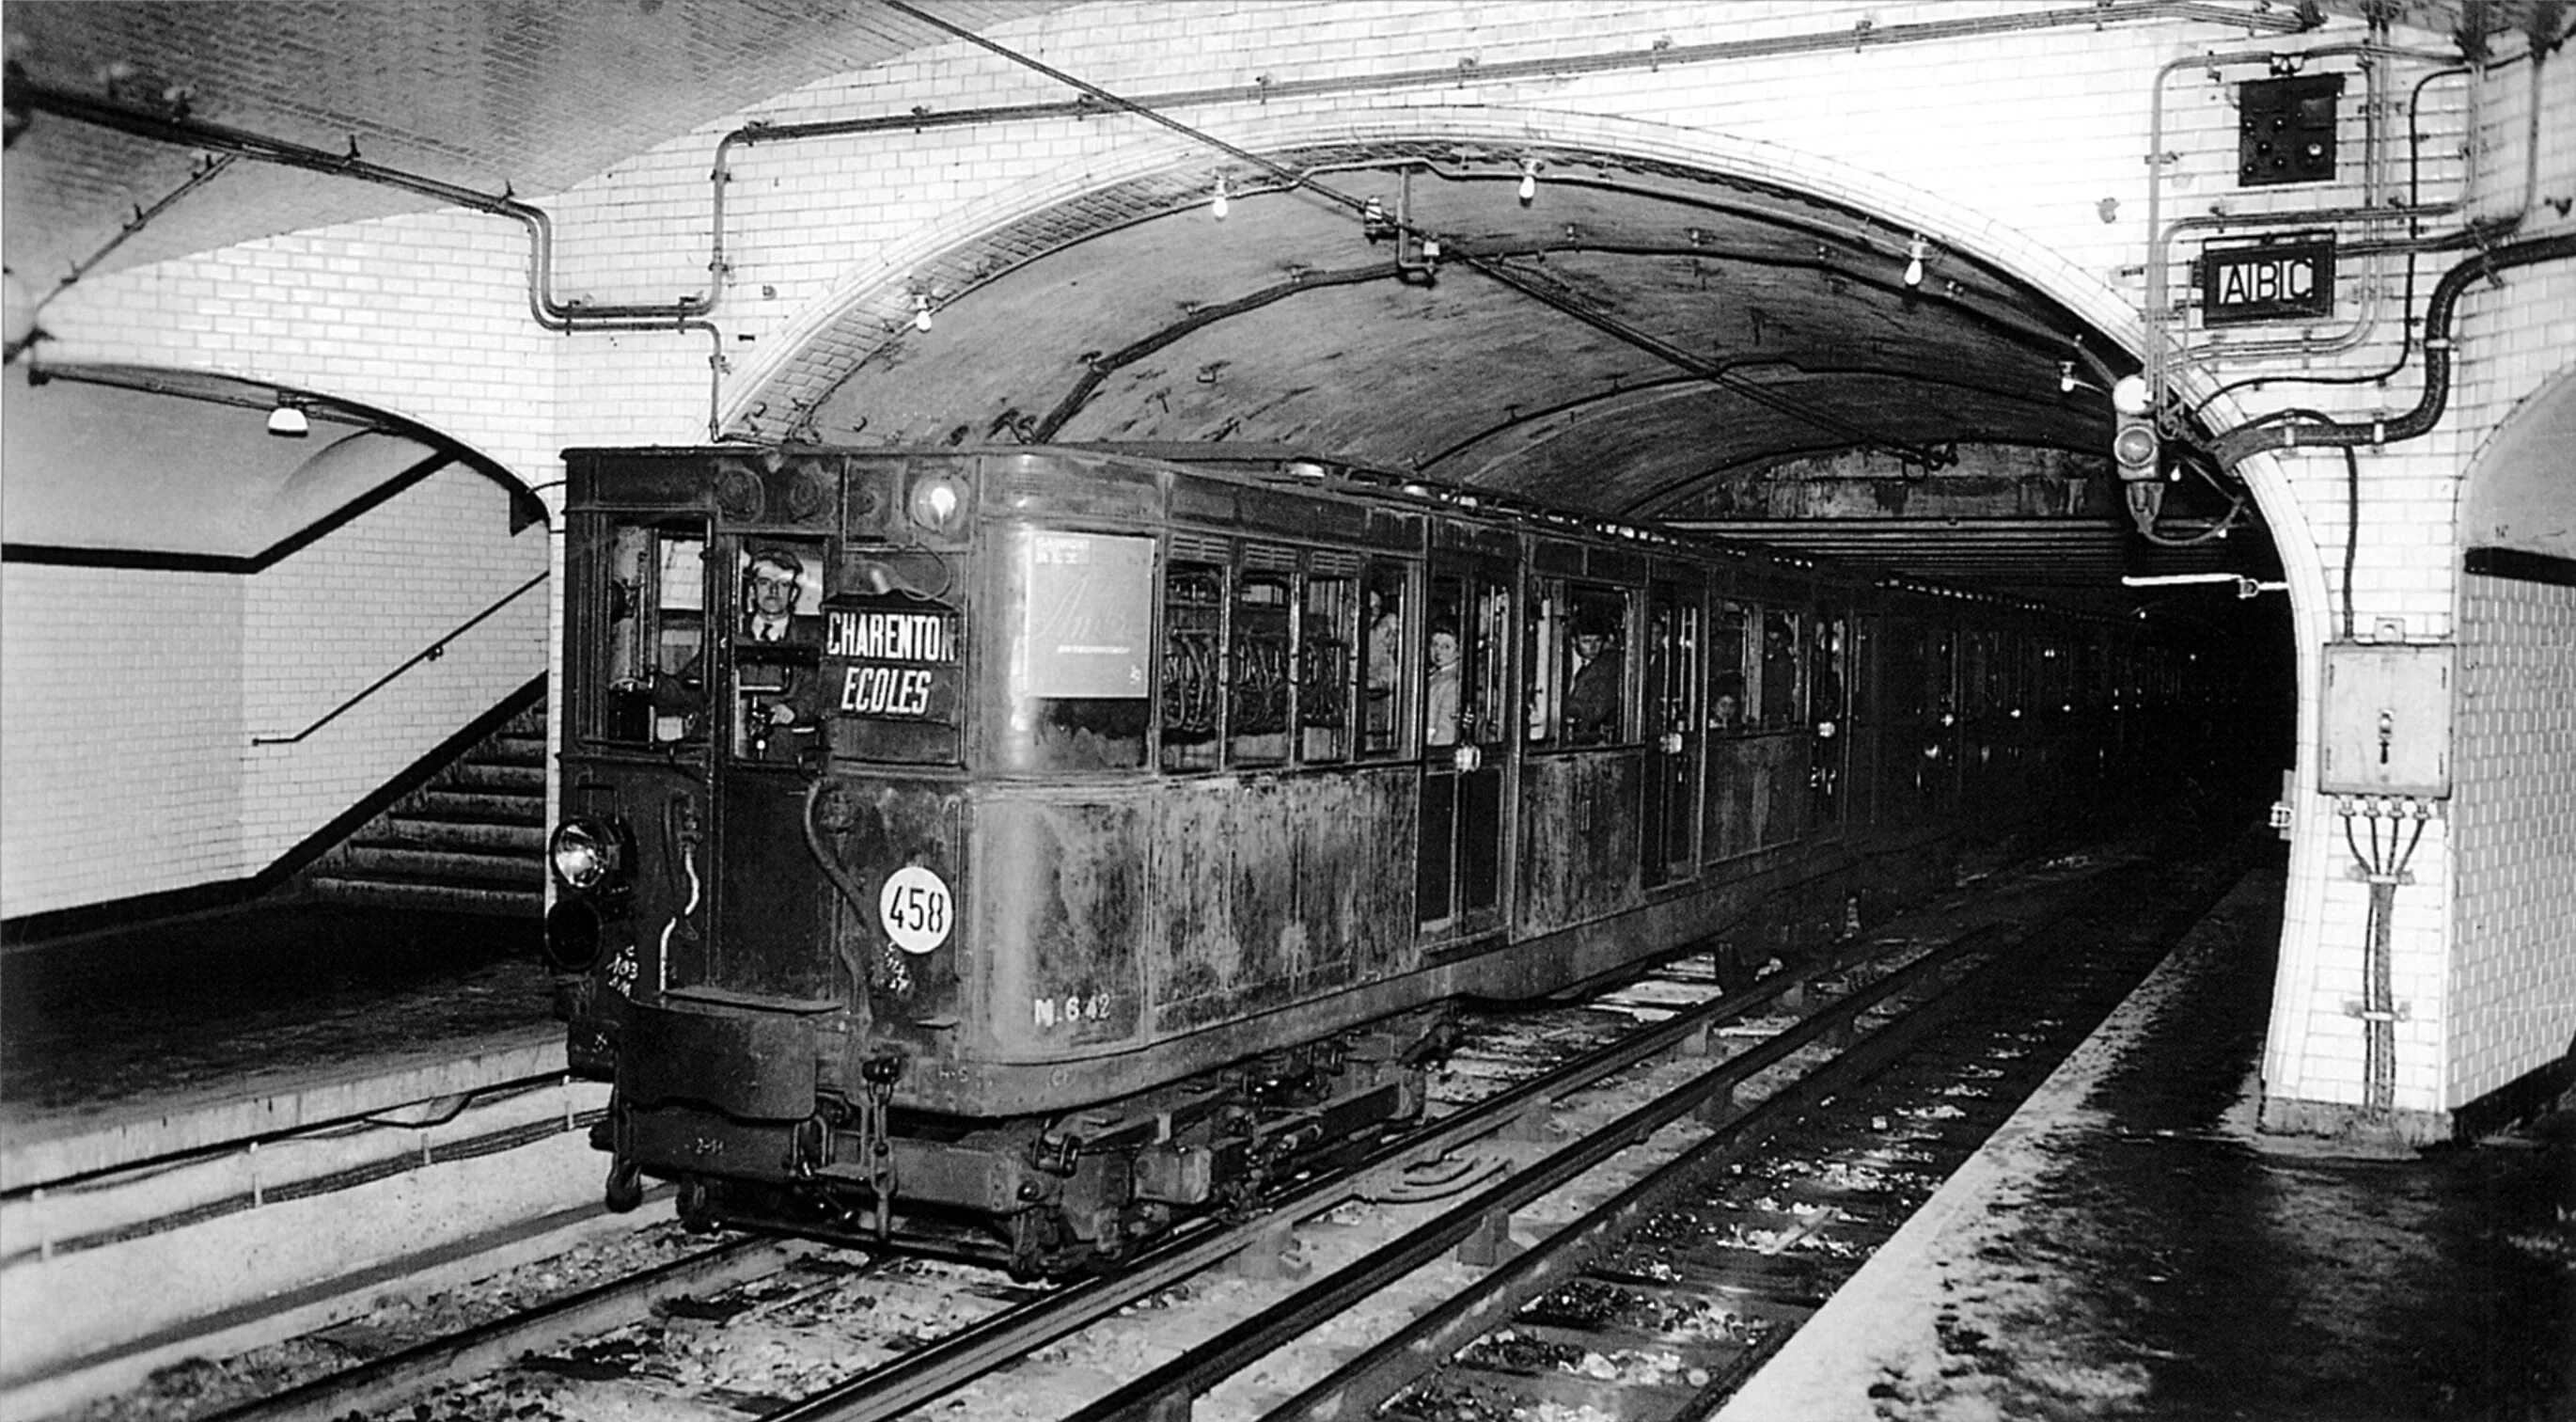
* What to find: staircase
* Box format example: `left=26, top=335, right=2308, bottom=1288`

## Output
left=305, top=701, right=547, bottom=917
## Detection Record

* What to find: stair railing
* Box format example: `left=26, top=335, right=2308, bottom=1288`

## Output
left=252, top=572, right=547, bottom=745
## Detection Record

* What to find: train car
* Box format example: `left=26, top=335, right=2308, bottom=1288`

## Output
left=543, top=443, right=2160, bottom=1275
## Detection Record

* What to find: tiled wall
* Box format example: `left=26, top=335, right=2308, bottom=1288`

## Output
left=0, top=565, right=246, bottom=913
left=2453, top=573, right=2576, bottom=1103
left=0, top=467, right=546, bottom=921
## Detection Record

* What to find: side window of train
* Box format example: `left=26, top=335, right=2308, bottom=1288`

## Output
left=1359, top=562, right=1411, bottom=759
left=1810, top=611, right=1848, bottom=728
left=1230, top=548, right=1295, bottom=767
left=1759, top=606, right=1803, bottom=731
left=1160, top=552, right=1227, bottom=772
left=1299, top=556, right=1359, bottom=765
left=598, top=521, right=707, bottom=746
left=1522, top=581, right=1553, bottom=744
left=1422, top=573, right=1511, bottom=750
left=1561, top=583, right=1631, bottom=746
left=1000, top=529, right=1152, bottom=771
left=1467, top=577, right=1511, bottom=748
left=1707, top=599, right=1750, bottom=735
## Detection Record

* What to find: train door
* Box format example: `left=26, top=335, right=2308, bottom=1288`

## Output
left=1640, top=578, right=1701, bottom=887
left=1416, top=561, right=1510, bottom=937
left=712, top=533, right=844, bottom=1000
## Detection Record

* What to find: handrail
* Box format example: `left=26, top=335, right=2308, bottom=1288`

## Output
left=250, top=572, right=546, bottom=745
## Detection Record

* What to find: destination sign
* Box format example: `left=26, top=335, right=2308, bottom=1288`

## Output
left=2201, top=236, right=2336, bottom=325
left=825, top=606, right=961, bottom=721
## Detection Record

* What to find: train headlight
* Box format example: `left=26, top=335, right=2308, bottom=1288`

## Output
left=908, top=473, right=967, bottom=533
left=549, top=817, right=632, bottom=895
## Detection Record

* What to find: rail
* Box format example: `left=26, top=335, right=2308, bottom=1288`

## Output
left=249, top=572, right=546, bottom=746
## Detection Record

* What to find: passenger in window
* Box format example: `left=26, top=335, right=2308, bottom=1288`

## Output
left=1425, top=620, right=1462, bottom=747
left=1364, top=586, right=1404, bottom=745
left=1709, top=672, right=1745, bottom=734
left=1565, top=614, right=1624, bottom=745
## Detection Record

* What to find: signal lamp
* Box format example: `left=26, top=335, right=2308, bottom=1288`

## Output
left=2113, top=415, right=2160, bottom=482
left=543, top=898, right=608, bottom=973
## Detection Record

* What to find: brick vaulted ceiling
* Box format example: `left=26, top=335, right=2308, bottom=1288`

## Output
left=20, top=1, right=2521, bottom=599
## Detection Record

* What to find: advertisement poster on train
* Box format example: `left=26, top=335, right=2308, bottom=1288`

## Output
left=1021, top=530, right=1153, bottom=698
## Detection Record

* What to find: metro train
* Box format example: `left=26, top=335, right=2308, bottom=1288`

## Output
left=542, top=442, right=2193, bottom=1275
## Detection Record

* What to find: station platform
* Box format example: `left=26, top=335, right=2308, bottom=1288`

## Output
left=0, top=902, right=558, bottom=1192
left=1721, top=861, right=2575, bottom=1422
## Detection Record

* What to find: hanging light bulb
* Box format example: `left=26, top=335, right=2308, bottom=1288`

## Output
left=1902, top=233, right=1927, bottom=289
left=2059, top=360, right=2079, bottom=394
left=911, top=292, right=934, bottom=333
left=1516, top=159, right=1538, bottom=206
left=1211, top=175, right=1230, bottom=220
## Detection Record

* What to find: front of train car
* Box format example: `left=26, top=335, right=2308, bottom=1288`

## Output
left=543, top=447, right=1421, bottom=1275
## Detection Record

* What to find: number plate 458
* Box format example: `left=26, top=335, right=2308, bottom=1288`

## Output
left=878, top=865, right=955, bottom=955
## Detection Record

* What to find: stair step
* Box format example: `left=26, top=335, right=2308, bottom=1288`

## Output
left=306, top=878, right=542, bottom=916
left=356, top=818, right=544, bottom=854
left=405, top=788, right=545, bottom=824
left=440, top=761, right=545, bottom=794
left=338, top=845, right=544, bottom=887
left=471, top=732, right=548, bottom=767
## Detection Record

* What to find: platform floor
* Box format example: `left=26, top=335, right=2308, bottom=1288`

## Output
left=1722, top=861, right=2575, bottom=1422
left=0, top=903, right=558, bottom=1190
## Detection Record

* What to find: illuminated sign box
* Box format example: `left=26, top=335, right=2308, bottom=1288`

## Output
left=2200, top=236, right=2336, bottom=325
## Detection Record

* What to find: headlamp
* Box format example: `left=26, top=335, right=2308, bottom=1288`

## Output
left=549, top=817, right=632, bottom=895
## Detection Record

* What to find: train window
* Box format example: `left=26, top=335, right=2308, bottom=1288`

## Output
left=730, top=539, right=829, bottom=763
left=1299, top=564, right=1358, bottom=764
left=1707, top=599, right=1750, bottom=735
left=1359, top=564, right=1409, bottom=759
left=999, top=529, right=1152, bottom=771
left=1758, top=607, right=1803, bottom=730
left=1467, top=577, right=1511, bottom=749
left=1810, top=612, right=1848, bottom=727
left=597, top=522, right=707, bottom=746
left=1522, top=581, right=1559, bottom=743
left=1422, top=574, right=1510, bottom=750
left=1562, top=584, right=1630, bottom=746
left=1231, top=560, right=1294, bottom=766
left=1160, top=558, right=1226, bottom=772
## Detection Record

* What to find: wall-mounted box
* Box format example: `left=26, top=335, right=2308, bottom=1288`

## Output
left=2319, top=642, right=2453, bottom=798
left=2238, top=72, right=2344, bottom=186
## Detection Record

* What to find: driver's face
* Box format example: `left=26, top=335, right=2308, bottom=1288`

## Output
left=749, top=563, right=798, bottom=618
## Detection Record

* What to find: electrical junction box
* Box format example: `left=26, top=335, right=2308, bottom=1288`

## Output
left=2319, top=642, right=2453, bottom=798
left=2238, top=72, right=2344, bottom=186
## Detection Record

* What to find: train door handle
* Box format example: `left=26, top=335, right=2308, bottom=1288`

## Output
left=1452, top=744, right=1482, bottom=773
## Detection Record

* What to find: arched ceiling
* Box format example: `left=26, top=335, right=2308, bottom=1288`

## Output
left=20, top=1, right=2524, bottom=606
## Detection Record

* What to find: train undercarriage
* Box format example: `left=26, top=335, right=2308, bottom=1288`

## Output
left=598, top=1009, right=1453, bottom=1278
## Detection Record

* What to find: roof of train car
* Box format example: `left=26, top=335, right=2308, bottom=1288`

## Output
left=566, top=439, right=2133, bottom=621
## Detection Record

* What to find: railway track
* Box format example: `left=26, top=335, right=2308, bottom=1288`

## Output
left=85, top=827, right=2253, bottom=1422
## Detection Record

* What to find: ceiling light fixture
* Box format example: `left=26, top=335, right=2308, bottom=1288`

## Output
left=911, top=292, right=934, bottom=334
left=266, top=397, right=309, bottom=437
left=2121, top=572, right=2285, bottom=598
left=2111, top=373, right=2151, bottom=416
left=1517, top=159, right=1539, bottom=206
left=1210, top=175, right=1230, bottom=220
left=2059, top=360, right=2079, bottom=394
left=1902, top=233, right=1928, bottom=289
